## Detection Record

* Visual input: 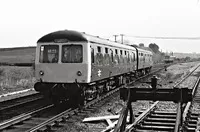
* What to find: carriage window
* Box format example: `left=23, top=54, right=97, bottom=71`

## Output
left=110, top=49, right=114, bottom=62
left=127, top=52, right=130, bottom=63
left=133, top=52, right=135, bottom=61
left=120, top=50, right=123, bottom=55
left=124, top=51, right=126, bottom=55
left=62, top=45, right=83, bottom=63
left=105, top=47, right=108, bottom=54
left=115, top=49, right=118, bottom=54
left=39, top=45, right=59, bottom=63
left=97, top=46, right=101, bottom=53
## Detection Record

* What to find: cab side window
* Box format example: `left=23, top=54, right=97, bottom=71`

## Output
left=91, top=48, right=94, bottom=63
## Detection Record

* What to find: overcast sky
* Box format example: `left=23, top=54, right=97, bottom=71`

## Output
left=0, top=0, right=200, bottom=53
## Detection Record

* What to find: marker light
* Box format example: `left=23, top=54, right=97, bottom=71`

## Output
left=77, top=71, right=82, bottom=76
left=39, top=71, right=44, bottom=76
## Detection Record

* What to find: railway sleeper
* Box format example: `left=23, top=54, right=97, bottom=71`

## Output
left=186, top=119, right=198, bottom=126
left=185, top=127, right=197, bottom=132
left=136, top=124, right=174, bottom=131
left=149, top=113, right=176, bottom=118
left=188, top=119, right=198, bottom=123
left=189, top=113, right=199, bottom=120
left=153, top=111, right=177, bottom=115
left=10, top=127, right=29, bottom=132
left=145, top=117, right=176, bottom=123
left=142, top=121, right=175, bottom=127
left=183, top=122, right=198, bottom=132
left=187, top=122, right=198, bottom=128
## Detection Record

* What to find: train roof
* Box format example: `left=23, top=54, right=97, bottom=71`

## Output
left=37, top=30, right=88, bottom=43
left=37, top=30, right=152, bottom=54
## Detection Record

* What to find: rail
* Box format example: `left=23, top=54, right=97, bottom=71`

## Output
left=174, top=64, right=200, bottom=132
left=0, top=65, right=169, bottom=131
left=113, top=63, right=200, bottom=132
left=0, top=105, right=53, bottom=130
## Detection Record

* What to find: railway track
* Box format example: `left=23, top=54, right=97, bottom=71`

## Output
left=0, top=89, right=120, bottom=132
left=0, top=93, right=42, bottom=111
left=0, top=93, right=51, bottom=121
left=0, top=64, right=167, bottom=132
left=112, top=63, right=200, bottom=132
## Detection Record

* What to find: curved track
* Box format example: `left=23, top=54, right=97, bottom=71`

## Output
left=112, top=63, right=200, bottom=132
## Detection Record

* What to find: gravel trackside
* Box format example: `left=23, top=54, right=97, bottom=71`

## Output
left=56, top=61, right=200, bottom=132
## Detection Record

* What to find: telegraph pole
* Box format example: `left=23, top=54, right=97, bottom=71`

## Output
left=120, top=34, right=124, bottom=44
left=113, top=35, right=118, bottom=42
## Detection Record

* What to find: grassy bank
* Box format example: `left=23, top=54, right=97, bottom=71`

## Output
left=0, top=66, right=35, bottom=94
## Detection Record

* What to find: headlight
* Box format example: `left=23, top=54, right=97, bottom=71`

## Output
left=77, top=71, right=82, bottom=76
left=39, top=70, right=44, bottom=76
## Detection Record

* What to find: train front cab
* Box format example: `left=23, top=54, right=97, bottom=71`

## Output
left=34, top=41, right=91, bottom=103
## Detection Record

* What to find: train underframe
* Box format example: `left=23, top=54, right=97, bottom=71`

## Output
left=34, top=67, right=151, bottom=106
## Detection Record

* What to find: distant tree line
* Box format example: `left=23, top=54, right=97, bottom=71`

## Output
left=0, top=46, right=36, bottom=51
left=149, top=43, right=160, bottom=53
left=148, top=43, right=165, bottom=63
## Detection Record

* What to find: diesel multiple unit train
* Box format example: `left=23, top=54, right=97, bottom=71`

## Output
left=34, top=30, right=153, bottom=105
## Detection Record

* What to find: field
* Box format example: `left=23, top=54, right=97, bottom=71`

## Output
left=0, top=47, right=36, bottom=95
left=0, top=46, right=35, bottom=64
left=0, top=66, right=35, bottom=94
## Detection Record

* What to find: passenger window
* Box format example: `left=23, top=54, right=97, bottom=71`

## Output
left=127, top=52, right=130, bottom=63
left=110, top=49, right=114, bottom=62
left=115, top=49, right=118, bottom=54
left=104, top=47, right=109, bottom=65
left=114, top=49, right=119, bottom=65
left=96, top=46, right=103, bottom=65
left=97, top=46, right=101, bottom=53
left=133, top=53, right=135, bottom=61
left=120, top=50, right=123, bottom=55
left=105, top=47, right=108, bottom=54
